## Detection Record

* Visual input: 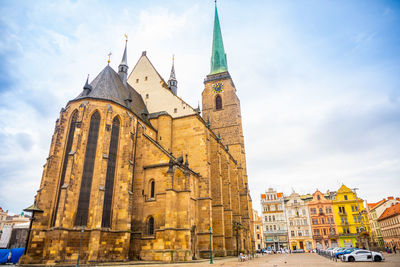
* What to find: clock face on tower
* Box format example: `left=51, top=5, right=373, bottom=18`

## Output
left=212, top=82, right=224, bottom=94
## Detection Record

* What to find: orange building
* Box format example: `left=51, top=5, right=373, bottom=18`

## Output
left=378, top=203, right=400, bottom=250
left=252, top=209, right=264, bottom=251
left=308, top=190, right=338, bottom=249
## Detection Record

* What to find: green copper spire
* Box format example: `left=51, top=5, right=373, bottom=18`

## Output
left=210, top=2, right=228, bottom=75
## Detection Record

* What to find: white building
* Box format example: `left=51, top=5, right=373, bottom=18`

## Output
left=285, top=192, right=313, bottom=251
left=261, top=188, right=288, bottom=250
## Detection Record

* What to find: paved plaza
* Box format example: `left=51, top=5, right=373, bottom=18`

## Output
left=102, top=253, right=400, bottom=267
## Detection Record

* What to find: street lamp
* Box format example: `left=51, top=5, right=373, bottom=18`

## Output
left=76, top=226, right=85, bottom=267
left=209, top=226, right=213, bottom=264
left=352, top=188, right=369, bottom=250
left=23, top=202, right=44, bottom=255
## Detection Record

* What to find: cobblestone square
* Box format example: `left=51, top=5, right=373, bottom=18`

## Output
left=114, top=253, right=400, bottom=267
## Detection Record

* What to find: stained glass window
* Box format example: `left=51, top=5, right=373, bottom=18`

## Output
left=75, top=111, right=100, bottom=226
left=52, top=111, right=78, bottom=226
left=101, top=117, right=120, bottom=228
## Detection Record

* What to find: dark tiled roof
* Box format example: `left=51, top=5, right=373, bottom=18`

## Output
left=75, top=65, right=148, bottom=118
left=149, top=111, right=170, bottom=119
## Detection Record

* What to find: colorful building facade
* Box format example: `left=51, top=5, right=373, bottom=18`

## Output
left=378, top=203, right=400, bottom=250
left=285, top=192, right=313, bottom=251
left=308, top=190, right=338, bottom=249
left=366, top=197, right=400, bottom=248
left=252, top=209, right=264, bottom=251
left=261, top=188, right=288, bottom=250
left=332, top=185, right=371, bottom=248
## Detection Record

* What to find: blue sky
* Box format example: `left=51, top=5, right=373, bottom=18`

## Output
left=0, top=0, right=399, bottom=214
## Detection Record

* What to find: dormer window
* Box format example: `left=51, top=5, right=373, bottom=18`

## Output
left=136, top=78, right=139, bottom=83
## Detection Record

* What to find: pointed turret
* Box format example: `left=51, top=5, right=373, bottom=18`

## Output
left=168, top=55, right=178, bottom=95
left=83, top=74, right=92, bottom=96
left=210, top=2, right=228, bottom=75
left=118, top=36, right=129, bottom=85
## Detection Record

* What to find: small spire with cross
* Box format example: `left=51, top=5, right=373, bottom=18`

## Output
left=124, top=33, right=128, bottom=43
left=107, top=52, right=112, bottom=64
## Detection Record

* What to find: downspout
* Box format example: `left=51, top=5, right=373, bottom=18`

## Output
left=129, top=118, right=140, bottom=260
left=131, top=118, right=139, bottom=193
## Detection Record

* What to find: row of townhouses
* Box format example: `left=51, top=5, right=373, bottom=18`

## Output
left=255, top=184, right=400, bottom=252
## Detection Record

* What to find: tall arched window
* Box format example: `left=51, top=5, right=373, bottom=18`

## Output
left=150, top=180, right=155, bottom=199
left=75, top=111, right=101, bottom=226
left=52, top=111, right=78, bottom=226
left=148, top=216, right=154, bottom=235
left=101, top=116, right=120, bottom=228
left=215, top=95, right=222, bottom=110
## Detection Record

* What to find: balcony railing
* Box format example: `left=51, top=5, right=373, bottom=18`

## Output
left=338, top=211, right=347, bottom=216
left=339, top=233, right=358, bottom=237
left=264, top=230, right=288, bottom=235
left=313, top=234, right=322, bottom=238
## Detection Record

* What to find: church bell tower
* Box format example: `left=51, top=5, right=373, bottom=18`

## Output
left=202, top=3, right=247, bottom=173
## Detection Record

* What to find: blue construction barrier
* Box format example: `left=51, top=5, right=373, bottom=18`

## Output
left=10, top=248, right=25, bottom=263
left=0, top=249, right=11, bottom=264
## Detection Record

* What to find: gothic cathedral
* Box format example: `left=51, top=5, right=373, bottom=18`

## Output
left=21, top=4, right=254, bottom=264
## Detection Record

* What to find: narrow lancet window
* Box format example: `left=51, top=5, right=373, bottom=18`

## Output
left=52, top=111, right=78, bottom=226
left=216, top=95, right=222, bottom=110
left=148, top=216, right=154, bottom=235
left=75, top=111, right=100, bottom=226
left=101, top=116, right=120, bottom=228
left=150, top=180, right=155, bottom=199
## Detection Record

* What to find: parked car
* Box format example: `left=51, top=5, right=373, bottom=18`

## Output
left=341, top=249, right=384, bottom=262
left=336, top=247, right=359, bottom=258
left=265, top=249, right=272, bottom=254
left=325, top=247, right=334, bottom=254
left=329, top=247, right=342, bottom=257
left=333, top=247, right=346, bottom=257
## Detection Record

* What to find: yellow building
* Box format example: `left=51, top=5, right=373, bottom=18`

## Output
left=332, top=185, right=371, bottom=248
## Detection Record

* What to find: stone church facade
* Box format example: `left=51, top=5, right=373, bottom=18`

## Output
left=21, top=4, right=254, bottom=264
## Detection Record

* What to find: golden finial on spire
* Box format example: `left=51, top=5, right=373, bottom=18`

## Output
left=107, top=52, right=112, bottom=64
left=172, top=54, right=175, bottom=63
left=124, top=33, right=128, bottom=42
